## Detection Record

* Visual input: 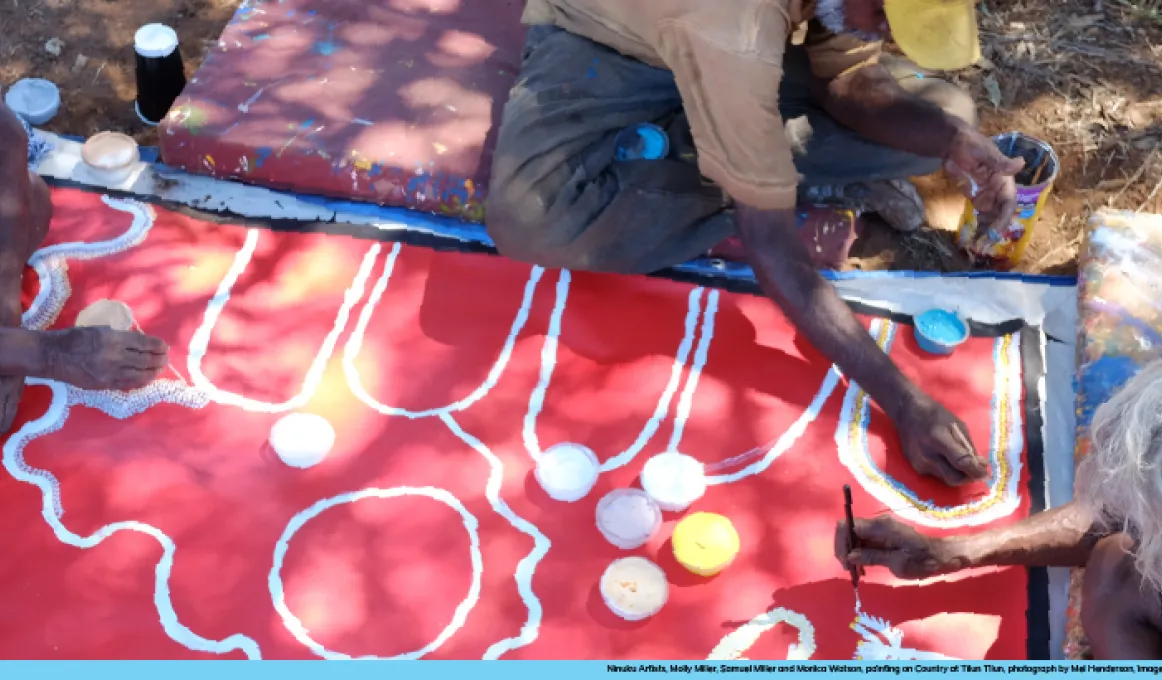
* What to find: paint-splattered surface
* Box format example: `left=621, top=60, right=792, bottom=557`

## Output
left=1, top=186, right=1045, bottom=660
left=158, top=0, right=525, bottom=220
left=1064, top=209, right=1162, bottom=660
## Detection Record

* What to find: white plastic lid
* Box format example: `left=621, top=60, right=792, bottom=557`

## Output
left=135, top=24, right=179, bottom=58
left=535, top=443, right=600, bottom=502
left=641, top=451, right=707, bottom=510
left=4, top=78, right=60, bottom=118
left=270, top=413, right=336, bottom=469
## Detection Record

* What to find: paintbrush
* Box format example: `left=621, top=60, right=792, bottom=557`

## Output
left=844, top=484, right=862, bottom=592
left=1030, top=152, right=1050, bottom=186
left=131, top=319, right=189, bottom=385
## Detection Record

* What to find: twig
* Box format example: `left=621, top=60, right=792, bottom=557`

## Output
left=92, top=61, right=106, bottom=85
left=1110, top=149, right=1157, bottom=207
left=1137, top=169, right=1162, bottom=212
left=1055, top=41, right=1162, bottom=70
left=1028, top=219, right=1081, bottom=271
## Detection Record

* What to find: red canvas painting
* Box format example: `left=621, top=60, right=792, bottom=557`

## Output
left=0, top=186, right=1047, bottom=660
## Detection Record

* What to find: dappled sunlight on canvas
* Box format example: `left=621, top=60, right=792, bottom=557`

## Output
left=0, top=189, right=1044, bottom=660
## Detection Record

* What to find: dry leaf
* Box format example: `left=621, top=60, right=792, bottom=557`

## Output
left=983, top=74, right=1003, bottom=109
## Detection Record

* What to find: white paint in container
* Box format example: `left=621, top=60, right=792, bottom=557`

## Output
left=640, top=451, right=707, bottom=512
left=81, top=132, right=141, bottom=185
left=600, top=556, right=669, bottom=621
left=595, top=488, right=662, bottom=550
left=535, top=442, right=600, bottom=502
left=270, top=413, right=336, bottom=469
left=5, top=78, right=61, bottom=126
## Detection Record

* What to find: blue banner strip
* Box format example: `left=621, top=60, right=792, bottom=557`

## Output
left=0, top=660, right=1153, bottom=675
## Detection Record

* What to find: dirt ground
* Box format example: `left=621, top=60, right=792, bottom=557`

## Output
left=4, top=0, right=1162, bottom=276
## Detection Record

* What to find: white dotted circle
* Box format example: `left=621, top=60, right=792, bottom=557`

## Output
left=269, top=486, right=483, bottom=659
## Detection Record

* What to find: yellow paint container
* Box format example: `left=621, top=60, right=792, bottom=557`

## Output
left=957, top=132, right=1059, bottom=270
left=672, top=512, right=739, bottom=577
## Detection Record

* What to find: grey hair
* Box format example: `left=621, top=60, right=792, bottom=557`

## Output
left=1075, top=360, right=1162, bottom=591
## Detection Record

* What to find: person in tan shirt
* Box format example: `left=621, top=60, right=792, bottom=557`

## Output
left=486, top=0, right=1019, bottom=489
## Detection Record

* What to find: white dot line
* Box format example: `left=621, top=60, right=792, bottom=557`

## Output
left=269, top=486, right=483, bottom=660
left=24, top=196, right=156, bottom=331
left=186, top=232, right=382, bottom=413
left=338, top=242, right=550, bottom=658
left=835, top=324, right=1026, bottom=527
left=343, top=242, right=545, bottom=419
left=441, top=414, right=550, bottom=661
left=666, top=289, right=719, bottom=454
left=4, top=378, right=261, bottom=659
left=522, top=276, right=708, bottom=473
left=707, top=606, right=816, bottom=661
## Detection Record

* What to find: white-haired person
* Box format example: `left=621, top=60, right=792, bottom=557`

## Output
left=0, top=101, right=170, bottom=433
left=836, top=360, right=1162, bottom=660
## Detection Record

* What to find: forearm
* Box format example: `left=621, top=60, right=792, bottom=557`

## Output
left=0, top=102, right=32, bottom=280
left=816, top=63, right=963, bottom=160
left=737, top=205, right=923, bottom=421
left=940, top=502, right=1105, bottom=570
left=0, top=327, right=46, bottom=375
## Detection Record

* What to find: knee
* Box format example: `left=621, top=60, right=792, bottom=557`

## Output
left=1082, top=534, right=1140, bottom=627
left=484, top=181, right=557, bottom=266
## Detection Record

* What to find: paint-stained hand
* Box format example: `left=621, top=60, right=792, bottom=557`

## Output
left=944, top=124, right=1024, bottom=237
left=895, top=393, right=989, bottom=486
left=835, top=516, right=961, bottom=579
left=41, top=326, right=169, bottom=391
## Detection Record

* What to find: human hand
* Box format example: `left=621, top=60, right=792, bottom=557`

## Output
left=895, top=393, right=988, bottom=486
left=835, top=516, right=963, bottom=580
left=943, top=125, right=1024, bottom=238
left=42, top=326, right=169, bottom=391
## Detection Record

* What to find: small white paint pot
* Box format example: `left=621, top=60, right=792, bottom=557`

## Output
left=596, top=488, right=662, bottom=550
left=270, top=413, right=336, bottom=469
left=600, top=556, right=669, bottom=621
left=81, top=132, right=141, bottom=184
left=5, top=78, right=61, bottom=126
left=535, top=442, right=600, bottom=502
left=640, top=451, right=707, bottom=512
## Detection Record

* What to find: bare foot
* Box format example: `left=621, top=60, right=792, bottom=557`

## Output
left=39, top=327, right=169, bottom=391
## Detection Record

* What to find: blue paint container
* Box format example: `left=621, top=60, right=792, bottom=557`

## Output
left=615, top=123, right=670, bottom=162
left=914, top=309, right=968, bottom=356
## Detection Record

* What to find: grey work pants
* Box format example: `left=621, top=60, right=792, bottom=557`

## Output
left=485, top=25, right=976, bottom=274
